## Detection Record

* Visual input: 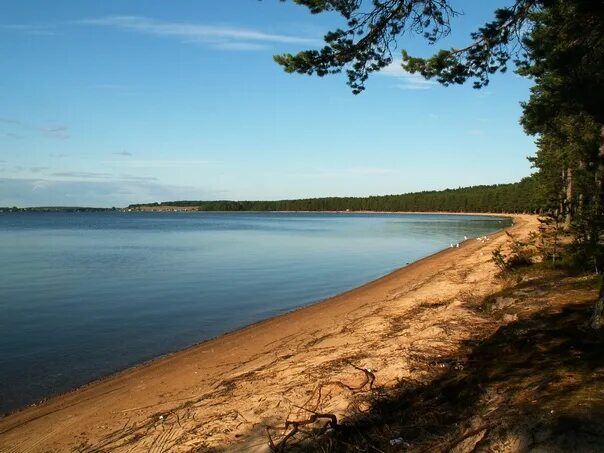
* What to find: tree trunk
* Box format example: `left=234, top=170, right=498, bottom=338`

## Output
left=578, top=160, right=586, bottom=215
left=590, top=280, right=604, bottom=329
left=564, top=166, right=573, bottom=230
left=558, top=168, right=566, bottom=219
left=598, top=125, right=604, bottom=266
left=590, top=126, right=604, bottom=329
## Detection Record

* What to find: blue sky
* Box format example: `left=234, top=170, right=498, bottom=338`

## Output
left=1, top=1, right=536, bottom=207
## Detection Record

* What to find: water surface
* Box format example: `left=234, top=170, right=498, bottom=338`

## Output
left=0, top=212, right=509, bottom=413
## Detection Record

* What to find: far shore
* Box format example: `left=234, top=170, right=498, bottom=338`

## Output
left=0, top=214, right=537, bottom=452
left=126, top=206, right=520, bottom=217
left=3, top=206, right=521, bottom=220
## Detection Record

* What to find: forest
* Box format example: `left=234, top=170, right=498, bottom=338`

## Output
left=129, top=176, right=540, bottom=213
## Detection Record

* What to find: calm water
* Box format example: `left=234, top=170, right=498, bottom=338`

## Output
left=0, top=212, right=510, bottom=414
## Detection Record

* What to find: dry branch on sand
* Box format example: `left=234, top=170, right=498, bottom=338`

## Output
left=265, top=362, right=376, bottom=451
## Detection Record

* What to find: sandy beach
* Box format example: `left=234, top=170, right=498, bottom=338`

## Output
left=0, top=214, right=538, bottom=452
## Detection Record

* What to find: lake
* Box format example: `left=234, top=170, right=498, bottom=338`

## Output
left=0, top=212, right=509, bottom=414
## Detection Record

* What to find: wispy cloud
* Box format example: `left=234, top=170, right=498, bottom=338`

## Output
left=79, top=16, right=315, bottom=51
left=379, top=60, right=436, bottom=90
left=118, top=174, right=158, bottom=182
left=114, top=151, right=133, bottom=157
left=395, top=79, right=435, bottom=91
left=95, top=83, right=129, bottom=90
left=0, top=117, right=69, bottom=140
left=49, top=170, right=159, bottom=183
left=0, top=24, right=57, bottom=36
left=102, top=159, right=220, bottom=168
left=51, top=171, right=113, bottom=179
left=0, top=117, right=24, bottom=141
left=0, top=117, right=21, bottom=125
left=2, top=132, right=22, bottom=139
left=94, top=84, right=141, bottom=97
left=214, top=41, right=270, bottom=51
left=43, top=126, right=69, bottom=140
left=30, top=166, right=49, bottom=173
left=310, top=167, right=400, bottom=179
left=0, top=177, right=225, bottom=207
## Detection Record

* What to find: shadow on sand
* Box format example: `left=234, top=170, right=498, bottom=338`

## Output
left=284, top=273, right=604, bottom=452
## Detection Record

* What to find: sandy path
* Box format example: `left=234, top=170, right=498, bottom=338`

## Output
left=0, top=214, right=538, bottom=452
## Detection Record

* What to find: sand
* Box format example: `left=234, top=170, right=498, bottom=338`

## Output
left=0, top=214, right=539, bottom=452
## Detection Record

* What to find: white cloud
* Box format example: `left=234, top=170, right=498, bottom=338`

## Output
left=79, top=16, right=316, bottom=50
left=380, top=60, right=436, bottom=90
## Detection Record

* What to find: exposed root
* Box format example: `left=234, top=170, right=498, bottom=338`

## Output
left=265, top=362, right=375, bottom=451
left=266, top=411, right=338, bottom=452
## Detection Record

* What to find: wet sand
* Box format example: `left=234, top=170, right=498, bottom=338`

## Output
left=0, top=214, right=538, bottom=452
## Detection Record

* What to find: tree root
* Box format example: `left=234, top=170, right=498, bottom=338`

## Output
left=266, top=411, right=338, bottom=452
left=265, top=362, right=375, bottom=451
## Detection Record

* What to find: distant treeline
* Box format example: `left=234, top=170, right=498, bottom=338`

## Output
left=130, top=176, right=542, bottom=213
left=0, top=206, right=114, bottom=213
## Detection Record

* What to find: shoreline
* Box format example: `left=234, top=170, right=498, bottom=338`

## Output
left=124, top=207, right=519, bottom=217
left=4, top=208, right=518, bottom=218
left=0, top=214, right=536, bottom=452
left=0, top=212, right=512, bottom=418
